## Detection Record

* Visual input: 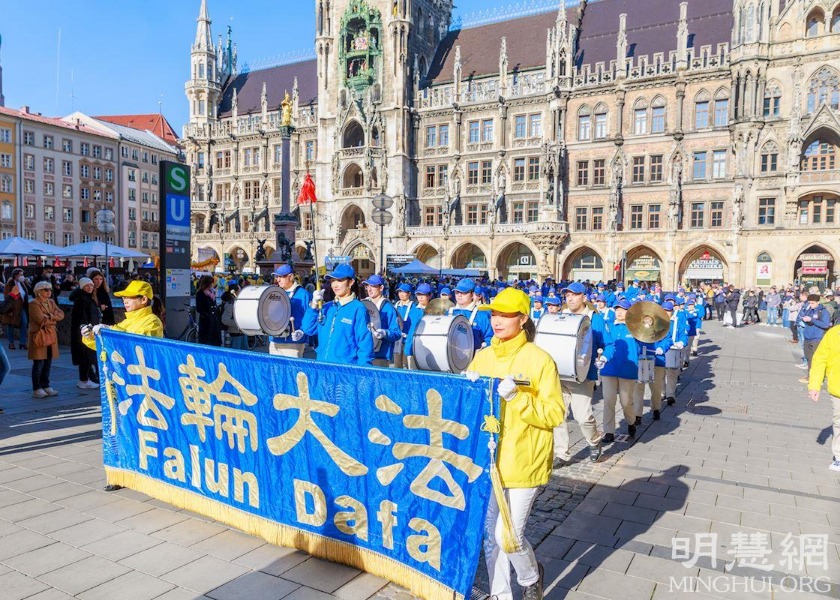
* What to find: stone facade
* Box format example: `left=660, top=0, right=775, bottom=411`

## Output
left=182, top=0, right=840, bottom=288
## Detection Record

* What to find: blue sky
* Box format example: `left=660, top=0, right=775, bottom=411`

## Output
left=0, top=0, right=562, bottom=134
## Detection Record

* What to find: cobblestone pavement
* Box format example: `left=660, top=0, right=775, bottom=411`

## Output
left=0, top=319, right=837, bottom=599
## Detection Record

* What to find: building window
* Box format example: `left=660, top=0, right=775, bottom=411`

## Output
left=630, top=205, right=643, bottom=229
left=648, top=204, right=660, bottom=229
left=468, top=121, right=480, bottom=143
left=127, top=189, right=134, bottom=202
left=43, top=157, right=54, bottom=173
left=714, top=98, right=729, bottom=127
left=24, top=179, right=34, bottom=193
left=0, top=176, right=11, bottom=193
left=527, top=202, right=539, bottom=222
left=44, top=232, right=55, bottom=245
left=438, top=165, right=448, bottom=188
left=514, top=115, right=526, bottom=139
left=63, top=208, right=73, bottom=222
left=23, top=131, right=34, bottom=145
left=592, top=159, right=605, bottom=186
left=802, top=139, right=837, bottom=170
left=763, top=84, right=781, bottom=117
left=651, top=101, right=666, bottom=133
left=81, top=164, right=90, bottom=178
left=695, top=99, right=710, bottom=129
left=62, top=184, right=72, bottom=199
left=594, top=109, right=608, bottom=140
left=634, top=108, right=647, bottom=135
left=0, top=201, right=11, bottom=221
left=24, top=154, right=34, bottom=171
left=127, top=168, right=135, bottom=182
left=0, top=153, right=12, bottom=168
left=467, top=161, right=479, bottom=185
left=0, top=128, right=11, bottom=143
left=81, top=143, right=90, bottom=156
left=93, top=190, right=102, bottom=202
left=576, top=161, right=589, bottom=186
left=481, top=119, right=494, bottom=142
left=106, top=191, right=114, bottom=203
left=62, top=161, right=72, bottom=176
left=710, top=201, right=724, bottom=227
left=425, top=165, right=436, bottom=188
left=592, top=207, right=604, bottom=230
left=513, top=158, right=525, bottom=181
left=128, top=208, right=136, bottom=221
left=423, top=205, right=442, bottom=226
left=44, top=205, right=55, bottom=221
left=649, top=155, right=663, bottom=182
left=426, top=126, right=436, bottom=148
left=512, top=202, right=524, bottom=223
left=439, top=125, right=449, bottom=146
left=481, top=161, right=492, bottom=184
left=95, top=167, right=103, bottom=180
left=94, top=145, right=102, bottom=159
left=712, top=150, right=727, bottom=178
left=578, top=106, right=591, bottom=141
left=693, top=151, right=707, bottom=180
left=62, top=139, right=72, bottom=152
left=43, top=135, right=53, bottom=149
left=575, top=207, right=588, bottom=231
left=690, top=202, right=705, bottom=228
left=527, top=157, right=540, bottom=181
left=806, top=67, right=840, bottom=113
left=44, top=182, right=54, bottom=196
left=632, top=157, right=645, bottom=183
left=63, top=233, right=73, bottom=246
left=106, top=148, right=114, bottom=160
left=106, top=169, right=114, bottom=182
left=273, top=145, right=282, bottom=165
left=529, top=114, right=542, bottom=138
left=305, top=141, right=316, bottom=162
left=25, top=204, right=35, bottom=219
left=466, top=204, right=478, bottom=225
left=760, top=144, right=778, bottom=173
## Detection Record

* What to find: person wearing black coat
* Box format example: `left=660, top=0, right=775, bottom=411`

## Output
left=88, top=269, right=115, bottom=325
left=195, top=275, right=222, bottom=346
left=724, top=285, right=741, bottom=328
left=69, top=278, right=101, bottom=388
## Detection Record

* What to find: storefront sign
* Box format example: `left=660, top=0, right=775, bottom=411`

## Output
left=799, top=253, right=832, bottom=262
left=627, top=255, right=660, bottom=281
left=684, top=257, right=724, bottom=281
left=800, top=266, right=828, bottom=274
left=756, top=261, right=772, bottom=286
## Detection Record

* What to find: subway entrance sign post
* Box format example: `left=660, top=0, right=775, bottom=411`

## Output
left=159, top=161, right=192, bottom=340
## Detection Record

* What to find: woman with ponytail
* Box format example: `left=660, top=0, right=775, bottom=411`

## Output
left=464, top=286, right=564, bottom=600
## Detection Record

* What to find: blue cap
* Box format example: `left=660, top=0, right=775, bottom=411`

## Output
left=416, top=283, right=433, bottom=295
left=562, top=282, right=587, bottom=295
left=454, top=279, right=476, bottom=293
left=616, top=299, right=632, bottom=310
left=674, top=297, right=685, bottom=306
left=661, top=301, right=675, bottom=311
left=533, top=296, right=544, bottom=303
left=529, top=285, right=538, bottom=293
left=474, top=285, right=484, bottom=296
left=663, top=294, right=675, bottom=301
left=440, top=287, right=452, bottom=296
left=363, top=274, right=385, bottom=287
left=325, top=263, right=356, bottom=280
left=396, top=282, right=413, bottom=293
left=597, top=283, right=605, bottom=288
left=617, top=283, right=624, bottom=289
left=228, top=279, right=239, bottom=288
left=272, top=264, right=294, bottom=277
left=633, top=279, right=640, bottom=283
left=545, top=296, right=561, bottom=306
left=595, top=294, right=607, bottom=302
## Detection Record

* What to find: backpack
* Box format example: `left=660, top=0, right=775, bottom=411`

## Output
left=220, top=299, right=235, bottom=332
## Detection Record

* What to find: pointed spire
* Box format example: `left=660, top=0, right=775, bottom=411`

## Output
left=499, top=37, right=508, bottom=94
left=676, top=2, right=688, bottom=69
left=232, top=87, right=238, bottom=122
left=556, top=0, right=567, bottom=27
left=194, top=0, right=213, bottom=50
left=453, top=45, right=462, bottom=102
left=616, top=13, right=627, bottom=78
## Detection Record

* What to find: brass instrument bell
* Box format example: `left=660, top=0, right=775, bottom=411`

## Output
left=424, top=298, right=455, bottom=316
left=625, top=301, right=670, bottom=343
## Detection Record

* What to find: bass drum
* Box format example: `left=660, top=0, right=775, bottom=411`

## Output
left=413, top=315, right=475, bottom=373
left=233, top=285, right=291, bottom=337
left=534, top=313, right=592, bottom=383
left=362, top=299, right=383, bottom=353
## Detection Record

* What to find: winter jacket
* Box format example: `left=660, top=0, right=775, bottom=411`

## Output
left=301, top=294, right=374, bottom=365
left=685, top=308, right=702, bottom=336
left=1, top=280, right=28, bottom=328
left=69, top=287, right=101, bottom=365
left=366, top=298, right=403, bottom=361
left=798, top=304, right=832, bottom=342
left=765, top=292, right=781, bottom=309
left=93, top=285, right=115, bottom=325
left=450, top=304, right=494, bottom=348
left=809, top=326, right=840, bottom=398
left=196, top=289, right=222, bottom=346
left=467, top=330, right=565, bottom=488
left=28, top=298, right=64, bottom=360
left=270, top=284, right=312, bottom=345
left=725, top=290, right=741, bottom=309
left=82, top=305, right=163, bottom=351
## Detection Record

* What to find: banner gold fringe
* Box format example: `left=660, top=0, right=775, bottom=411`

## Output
left=104, top=467, right=461, bottom=600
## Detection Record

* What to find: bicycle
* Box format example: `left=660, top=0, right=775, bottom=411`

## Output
left=174, top=303, right=199, bottom=343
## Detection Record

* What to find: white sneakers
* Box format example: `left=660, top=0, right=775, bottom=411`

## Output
left=830, top=460, right=840, bottom=472
left=77, top=380, right=100, bottom=389
left=32, top=389, right=48, bottom=398
left=43, top=388, right=58, bottom=396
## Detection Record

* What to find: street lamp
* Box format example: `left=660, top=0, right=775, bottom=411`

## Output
left=96, top=209, right=116, bottom=282
left=371, top=193, right=393, bottom=276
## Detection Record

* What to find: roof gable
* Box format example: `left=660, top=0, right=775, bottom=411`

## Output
left=218, top=60, right=318, bottom=118
left=95, top=114, right=179, bottom=144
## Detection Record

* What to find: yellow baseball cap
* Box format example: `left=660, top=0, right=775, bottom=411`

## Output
left=114, top=280, right=154, bottom=300
left=478, top=287, right=530, bottom=316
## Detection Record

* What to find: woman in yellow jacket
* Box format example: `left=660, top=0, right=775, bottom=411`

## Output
left=466, top=287, right=565, bottom=600
left=808, top=324, right=840, bottom=472
left=82, top=280, right=163, bottom=492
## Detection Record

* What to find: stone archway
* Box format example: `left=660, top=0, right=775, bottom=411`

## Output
left=563, top=246, right=605, bottom=282
left=413, top=243, right=442, bottom=269
left=227, top=246, right=249, bottom=273
left=450, top=242, right=487, bottom=270
left=793, top=244, right=837, bottom=291
left=624, top=245, right=663, bottom=285
left=678, top=245, right=728, bottom=287
left=347, top=243, right=375, bottom=280
left=496, top=242, right=537, bottom=281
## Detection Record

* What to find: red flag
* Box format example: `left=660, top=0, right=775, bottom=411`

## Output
left=614, top=264, right=621, bottom=272
left=296, top=173, right=317, bottom=205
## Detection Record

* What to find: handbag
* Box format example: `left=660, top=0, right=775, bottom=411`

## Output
left=35, top=323, right=57, bottom=348
left=0, top=296, right=12, bottom=315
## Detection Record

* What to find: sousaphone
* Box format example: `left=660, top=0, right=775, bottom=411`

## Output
left=626, top=301, right=670, bottom=343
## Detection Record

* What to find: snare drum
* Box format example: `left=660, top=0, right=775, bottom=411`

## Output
left=233, top=285, right=291, bottom=336
left=412, top=315, right=475, bottom=373
left=534, top=313, right=592, bottom=383
left=362, top=299, right=383, bottom=353
left=665, top=348, right=682, bottom=369
left=637, top=357, right=655, bottom=383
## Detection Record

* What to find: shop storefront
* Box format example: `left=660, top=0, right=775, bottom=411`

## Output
left=568, top=250, right=604, bottom=282
left=626, top=255, right=661, bottom=284
left=756, top=253, right=772, bottom=287
left=796, top=252, right=833, bottom=291
left=682, top=252, right=725, bottom=286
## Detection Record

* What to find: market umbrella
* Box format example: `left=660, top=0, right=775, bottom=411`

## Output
left=391, top=259, right=440, bottom=275
left=0, top=236, right=63, bottom=258
left=54, top=241, right=149, bottom=260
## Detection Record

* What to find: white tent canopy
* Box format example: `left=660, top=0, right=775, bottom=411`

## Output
left=0, top=236, right=64, bottom=257
left=54, top=241, right=149, bottom=259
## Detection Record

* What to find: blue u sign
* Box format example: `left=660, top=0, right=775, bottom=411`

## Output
left=166, top=194, right=190, bottom=228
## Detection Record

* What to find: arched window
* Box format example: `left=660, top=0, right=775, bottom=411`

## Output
left=806, top=9, right=824, bottom=37
left=633, top=98, right=648, bottom=135
left=370, top=126, right=381, bottom=147
left=737, top=5, right=745, bottom=45
left=833, top=8, right=840, bottom=33
left=745, top=4, right=755, bottom=41
left=594, top=103, right=608, bottom=139
left=760, top=141, right=779, bottom=173
left=802, top=138, right=838, bottom=171
left=714, top=88, right=730, bottom=127
left=763, top=82, right=781, bottom=117
left=342, top=120, right=365, bottom=148
left=651, top=96, right=667, bottom=133
left=343, top=163, right=364, bottom=188
left=807, top=67, right=840, bottom=112
left=1, top=201, right=11, bottom=221
left=577, top=105, right=591, bottom=141
left=694, top=90, right=711, bottom=129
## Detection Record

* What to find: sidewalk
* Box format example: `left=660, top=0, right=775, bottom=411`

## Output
left=0, top=321, right=837, bottom=599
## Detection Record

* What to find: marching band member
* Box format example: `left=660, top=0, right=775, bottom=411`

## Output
left=686, top=295, right=702, bottom=358
left=664, top=299, right=689, bottom=406
left=440, top=286, right=452, bottom=302
left=530, top=297, right=544, bottom=321
left=465, top=287, right=564, bottom=600
left=595, top=294, right=614, bottom=325
left=449, top=279, right=494, bottom=349
left=269, top=264, right=312, bottom=358
left=544, top=296, right=561, bottom=314
left=635, top=300, right=676, bottom=422
left=392, top=282, right=414, bottom=369
left=301, top=264, right=374, bottom=366
left=596, top=299, right=639, bottom=442
left=404, top=283, right=433, bottom=370
left=362, top=274, right=403, bottom=368
left=555, top=282, right=604, bottom=466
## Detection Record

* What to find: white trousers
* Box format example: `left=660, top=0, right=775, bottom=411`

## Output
left=691, top=334, right=700, bottom=353
left=554, top=380, right=600, bottom=460
left=633, top=366, right=665, bottom=416
left=601, top=376, right=636, bottom=434
left=832, top=396, right=840, bottom=460
left=269, top=342, right=304, bottom=358
left=484, top=487, right=541, bottom=600
left=665, top=367, right=679, bottom=398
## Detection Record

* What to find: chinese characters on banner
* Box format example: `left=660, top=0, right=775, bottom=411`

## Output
left=98, top=331, right=497, bottom=600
